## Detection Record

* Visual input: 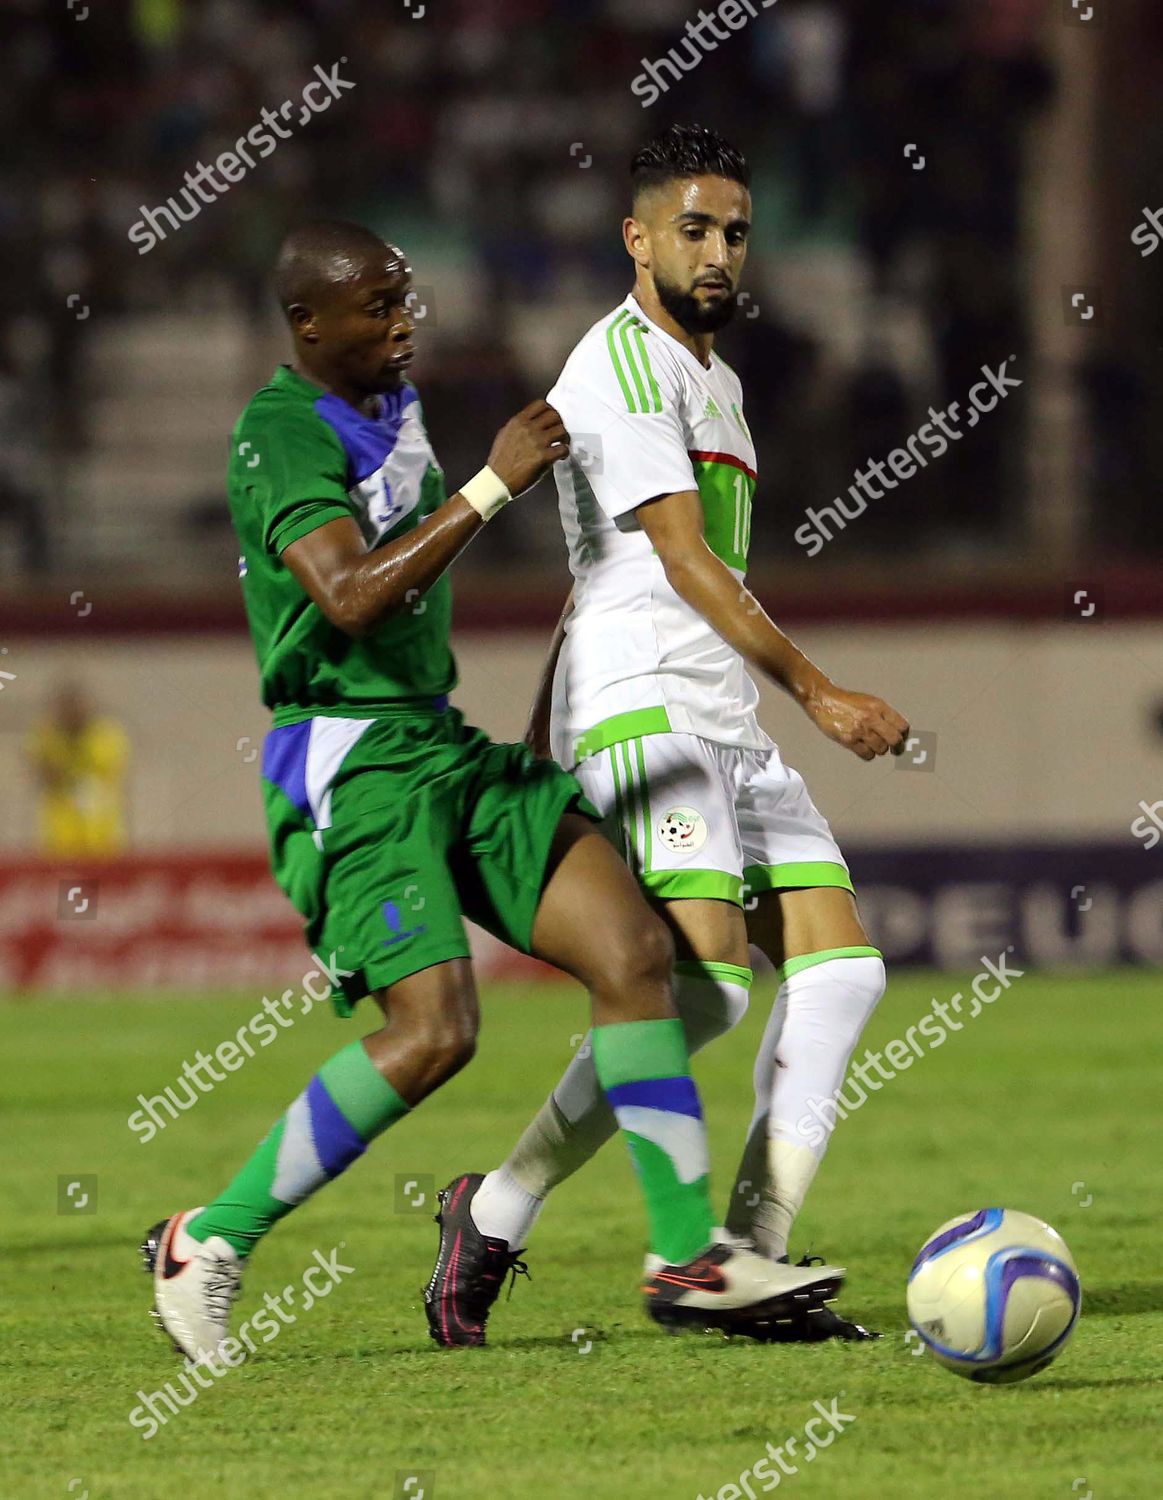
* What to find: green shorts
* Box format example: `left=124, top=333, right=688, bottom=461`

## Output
left=260, top=705, right=597, bottom=1015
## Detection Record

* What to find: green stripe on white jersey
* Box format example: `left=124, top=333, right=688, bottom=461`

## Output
left=605, top=309, right=664, bottom=413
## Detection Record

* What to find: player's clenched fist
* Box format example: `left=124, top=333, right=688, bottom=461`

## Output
left=804, top=682, right=910, bottom=763
left=487, top=400, right=571, bottom=498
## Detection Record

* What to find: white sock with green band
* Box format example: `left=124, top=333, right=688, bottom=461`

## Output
left=728, top=947, right=885, bottom=1260
left=671, top=959, right=751, bottom=1051
left=469, top=961, right=752, bottom=1249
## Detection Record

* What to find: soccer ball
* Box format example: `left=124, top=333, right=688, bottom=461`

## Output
left=907, top=1208, right=1081, bottom=1384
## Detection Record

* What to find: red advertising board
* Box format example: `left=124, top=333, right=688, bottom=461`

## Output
left=5, top=842, right=1156, bottom=992
left=0, top=855, right=553, bottom=993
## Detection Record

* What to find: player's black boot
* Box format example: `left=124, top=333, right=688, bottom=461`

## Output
left=745, top=1254, right=881, bottom=1342
left=424, top=1173, right=529, bottom=1348
left=643, top=1240, right=844, bottom=1339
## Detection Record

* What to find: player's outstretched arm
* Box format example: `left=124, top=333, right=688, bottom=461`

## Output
left=283, top=401, right=568, bottom=637
left=636, top=490, right=910, bottom=762
left=524, top=589, right=574, bottom=759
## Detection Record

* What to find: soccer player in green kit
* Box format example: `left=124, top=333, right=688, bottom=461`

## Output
left=142, top=221, right=841, bottom=1362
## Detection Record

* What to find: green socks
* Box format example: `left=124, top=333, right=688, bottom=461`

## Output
left=187, top=1022, right=716, bottom=1268
left=592, top=1017, right=716, bottom=1265
left=187, top=1040, right=409, bottom=1256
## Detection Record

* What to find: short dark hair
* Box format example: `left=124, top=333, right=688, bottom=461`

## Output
left=630, top=124, right=749, bottom=203
left=273, top=220, right=399, bottom=314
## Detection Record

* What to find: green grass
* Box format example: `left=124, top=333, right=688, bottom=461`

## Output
left=2, top=971, right=1158, bottom=1500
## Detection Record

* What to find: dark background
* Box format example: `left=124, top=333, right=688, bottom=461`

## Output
left=1, top=0, right=1160, bottom=604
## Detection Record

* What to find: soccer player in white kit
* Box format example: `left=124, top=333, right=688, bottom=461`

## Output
left=428, top=125, right=910, bottom=1342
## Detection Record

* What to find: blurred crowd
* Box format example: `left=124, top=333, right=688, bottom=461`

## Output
left=3, top=0, right=1158, bottom=578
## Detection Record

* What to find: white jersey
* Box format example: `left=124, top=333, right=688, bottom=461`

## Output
left=547, top=293, right=769, bottom=769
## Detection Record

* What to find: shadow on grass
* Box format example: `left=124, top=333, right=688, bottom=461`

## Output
left=315, top=1326, right=801, bottom=1362
left=482, top=1329, right=655, bottom=1353
left=1078, top=1284, right=1163, bottom=1318
left=1042, top=1372, right=1162, bottom=1392
left=4, top=1233, right=141, bottom=1257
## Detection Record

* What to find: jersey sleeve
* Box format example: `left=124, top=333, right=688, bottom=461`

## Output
left=234, top=404, right=355, bottom=555
left=549, top=325, right=695, bottom=521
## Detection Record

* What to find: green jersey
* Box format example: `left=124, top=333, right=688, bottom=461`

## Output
left=228, top=364, right=455, bottom=723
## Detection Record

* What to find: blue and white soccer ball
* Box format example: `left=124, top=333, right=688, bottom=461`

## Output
left=907, top=1208, right=1081, bottom=1384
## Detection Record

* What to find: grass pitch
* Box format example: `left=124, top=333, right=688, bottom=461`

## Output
left=2, top=970, right=1158, bottom=1499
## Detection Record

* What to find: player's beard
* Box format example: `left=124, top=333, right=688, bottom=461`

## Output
left=655, top=271, right=738, bottom=334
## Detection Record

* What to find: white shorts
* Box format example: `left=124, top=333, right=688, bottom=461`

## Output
left=573, top=732, right=851, bottom=907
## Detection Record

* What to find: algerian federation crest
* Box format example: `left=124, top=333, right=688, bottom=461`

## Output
left=657, top=807, right=708, bottom=855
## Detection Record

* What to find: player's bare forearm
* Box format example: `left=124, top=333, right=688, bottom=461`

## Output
left=662, top=543, right=824, bottom=702
left=669, top=547, right=909, bottom=760
left=284, top=400, right=570, bottom=637
left=525, top=590, right=574, bottom=757
left=283, top=501, right=483, bottom=637
left=638, top=490, right=909, bottom=762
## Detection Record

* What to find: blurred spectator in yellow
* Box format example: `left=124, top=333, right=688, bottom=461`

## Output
left=24, top=683, right=130, bottom=855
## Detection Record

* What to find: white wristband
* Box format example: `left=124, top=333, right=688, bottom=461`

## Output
left=459, top=466, right=513, bottom=521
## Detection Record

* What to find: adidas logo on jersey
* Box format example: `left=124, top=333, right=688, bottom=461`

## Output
left=703, top=396, right=723, bottom=421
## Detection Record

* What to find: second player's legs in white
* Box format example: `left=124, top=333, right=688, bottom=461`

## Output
left=727, top=948, right=886, bottom=1258
left=473, top=738, right=887, bottom=1270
